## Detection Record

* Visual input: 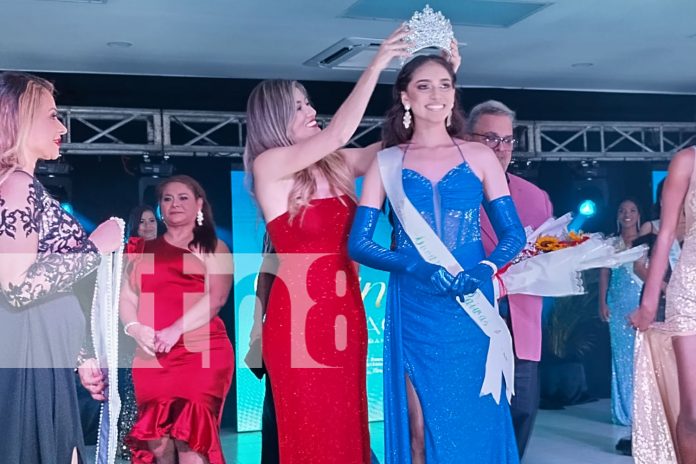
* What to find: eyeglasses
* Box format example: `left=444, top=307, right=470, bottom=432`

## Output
left=471, top=133, right=517, bottom=149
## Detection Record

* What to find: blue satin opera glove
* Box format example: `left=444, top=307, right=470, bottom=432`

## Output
left=450, top=195, right=525, bottom=299
left=348, top=206, right=454, bottom=295
left=483, top=195, right=526, bottom=269
left=450, top=263, right=494, bottom=299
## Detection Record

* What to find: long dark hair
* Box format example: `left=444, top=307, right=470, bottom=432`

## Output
left=157, top=175, right=218, bottom=254
left=126, top=204, right=157, bottom=239
left=382, top=55, right=467, bottom=148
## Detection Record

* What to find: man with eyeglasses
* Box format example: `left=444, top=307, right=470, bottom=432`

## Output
left=466, top=100, right=553, bottom=459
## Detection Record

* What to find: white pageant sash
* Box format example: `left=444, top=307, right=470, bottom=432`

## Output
left=378, top=147, right=514, bottom=404
left=91, top=218, right=125, bottom=464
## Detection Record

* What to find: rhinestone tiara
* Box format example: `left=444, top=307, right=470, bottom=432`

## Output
left=405, top=4, right=454, bottom=56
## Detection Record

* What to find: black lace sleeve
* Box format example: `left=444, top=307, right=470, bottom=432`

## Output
left=0, top=173, right=101, bottom=308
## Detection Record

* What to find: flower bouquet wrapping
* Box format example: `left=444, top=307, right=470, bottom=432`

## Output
left=497, top=213, right=647, bottom=298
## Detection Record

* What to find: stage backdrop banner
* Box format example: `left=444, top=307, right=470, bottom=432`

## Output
left=232, top=171, right=390, bottom=432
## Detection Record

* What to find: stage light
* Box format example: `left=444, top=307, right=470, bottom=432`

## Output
left=569, top=199, right=598, bottom=232
left=60, top=202, right=74, bottom=215
left=56, top=202, right=96, bottom=232
left=578, top=200, right=597, bottom=217
left=139, top=162, right=173, bottom=178
left=138, top=160, right=173, bottom=206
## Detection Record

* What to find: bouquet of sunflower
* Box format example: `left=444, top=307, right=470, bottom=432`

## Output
left=497, top=213, right=646, bottom=298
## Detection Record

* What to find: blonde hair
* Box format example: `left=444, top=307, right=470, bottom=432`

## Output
left=0, top=72, right=55, bottom=186
left=244, top=79, right=356, bottom=222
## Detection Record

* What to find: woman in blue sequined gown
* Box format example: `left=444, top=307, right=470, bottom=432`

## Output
left=349, top=56, right=524, bottom=464
left=599, top=198, right=643, bottom=426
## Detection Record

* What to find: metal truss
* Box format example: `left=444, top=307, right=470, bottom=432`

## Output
left=58, top=106, right=161, bottom=156
left=58, top=106, right=696, bottom=161
left=514, top=121, right=696, bottom=161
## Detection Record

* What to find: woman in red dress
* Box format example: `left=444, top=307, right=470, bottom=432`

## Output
left=242, top=27, right=407, bottom=463
left=120, top=175, right=234, bottom=464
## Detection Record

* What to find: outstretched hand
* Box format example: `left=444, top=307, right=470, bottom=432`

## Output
left=370, top=25, right=411, bottom=71
left=443, top=38, right=461, bottom=73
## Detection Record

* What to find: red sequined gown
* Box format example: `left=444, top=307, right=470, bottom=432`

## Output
left=264, top=196, right=370, bottom=463
left=126, top=236, right=234, bottom=464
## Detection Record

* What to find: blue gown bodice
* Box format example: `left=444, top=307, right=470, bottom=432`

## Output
left=393, top=162, right=493, bottom=300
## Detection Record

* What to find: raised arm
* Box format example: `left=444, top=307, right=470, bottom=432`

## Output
left=0, top=172, right=100, bottom=308
left=253, top=27, right=408, bottom=183
left=340, top=141, right=383, bottom=178
left=632, top=148, right=693, bottom=329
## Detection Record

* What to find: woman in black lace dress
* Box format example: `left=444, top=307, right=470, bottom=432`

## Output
left=0, top=72, right=122, bottom=463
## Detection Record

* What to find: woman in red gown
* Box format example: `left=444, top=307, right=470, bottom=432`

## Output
left=121, top=175, right=234, bottom=464
left=243, top=28, right=407, bottom=463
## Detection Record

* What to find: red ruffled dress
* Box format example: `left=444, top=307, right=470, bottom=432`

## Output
left=125, top=237, right=234, bottom=463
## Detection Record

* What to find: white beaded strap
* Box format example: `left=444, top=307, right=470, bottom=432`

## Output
left=124, top=321, right=141, bottom=336
left=479, top=259, right=498, bottom=275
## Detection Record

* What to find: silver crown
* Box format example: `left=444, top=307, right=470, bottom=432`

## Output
left=405, top=5, right=454, bottom=56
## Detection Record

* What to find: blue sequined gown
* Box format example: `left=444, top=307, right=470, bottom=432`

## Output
left=606, top=240, right=643, bottom=427
left=383, top=161, right=519, bottom=463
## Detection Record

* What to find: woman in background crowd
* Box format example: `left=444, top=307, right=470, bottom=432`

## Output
left=598, top=198, right=643, bottom=428
left=122, top=175, right=234, bottom=464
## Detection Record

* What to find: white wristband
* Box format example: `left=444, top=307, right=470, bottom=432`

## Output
left=124, top=321, right=141, bottom=336
left=479, top=260, right=498, bottom=275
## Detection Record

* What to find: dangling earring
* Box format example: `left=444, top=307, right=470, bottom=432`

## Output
left=196, top=210, right=204, bottom=227
left=446, top=111, right=452, bottom=127
left=402, top=104, right=412, bottom=129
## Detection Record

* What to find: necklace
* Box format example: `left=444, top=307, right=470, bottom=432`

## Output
left=91, top=216, right=126, bottom=464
